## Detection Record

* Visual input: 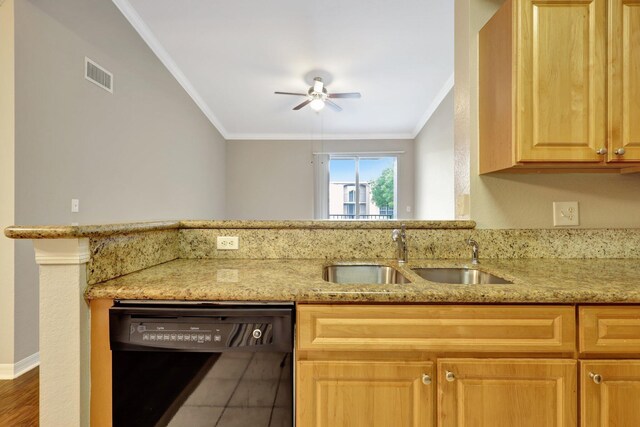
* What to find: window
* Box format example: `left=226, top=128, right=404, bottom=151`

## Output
left=322, top=155, right=397, bottom=220
left=379, top=206, right=394, bottom=217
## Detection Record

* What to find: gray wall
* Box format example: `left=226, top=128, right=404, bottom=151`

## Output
left=414, top=89, right=455, bottom=219
left=456, top=0, right=640, bottom=228
left=226, top=139, right=415, bottom=220
left=12, top=0, right=226, bottom=361
left=226, top=140, right=315, bottom=219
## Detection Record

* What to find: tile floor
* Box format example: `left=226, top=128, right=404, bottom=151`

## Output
left=168, top=352, right=292, bottom=427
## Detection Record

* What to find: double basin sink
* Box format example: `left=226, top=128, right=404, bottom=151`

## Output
left=324, top=264, right=512, bottom=285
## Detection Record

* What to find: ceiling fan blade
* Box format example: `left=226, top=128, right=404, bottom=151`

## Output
left=275, top=91, right=307, bottom=96
left=329, top=92, right=362, bottom=99
left=325, top=99, right=343, bottom=112
left=293, top=99, right=312, bottom=110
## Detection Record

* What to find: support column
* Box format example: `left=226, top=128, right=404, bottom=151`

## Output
left=0, top=0, right=16, bottom=380
left=33, top=239, right=91, bottom=427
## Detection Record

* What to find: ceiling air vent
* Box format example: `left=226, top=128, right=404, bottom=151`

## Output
left=85, top=57, right=113, bottom=93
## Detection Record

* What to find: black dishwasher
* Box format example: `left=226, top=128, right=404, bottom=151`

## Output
left=109, top=301, right=294, bottom=427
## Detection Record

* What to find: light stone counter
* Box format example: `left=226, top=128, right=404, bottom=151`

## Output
left=85, top=258, right=640, bottom=304
left=8, top=219, right=639, bottom=427
left=4, top=219, right=475, bottom=239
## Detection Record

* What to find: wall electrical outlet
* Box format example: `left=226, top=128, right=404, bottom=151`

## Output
left=553, top=202, right=579, bottom=226
left=217, top=236, right=239, bottom=250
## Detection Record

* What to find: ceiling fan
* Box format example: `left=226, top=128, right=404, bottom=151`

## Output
left=275, top=77, right=361, bottom=112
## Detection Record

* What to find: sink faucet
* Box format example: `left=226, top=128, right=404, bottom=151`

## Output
left=467, top=237, right=479, bottom=264
left=392, top=224, right=408, bottom=263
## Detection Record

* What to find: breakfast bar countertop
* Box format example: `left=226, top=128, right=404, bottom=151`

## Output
left=85, top=257, right=640, bottom=304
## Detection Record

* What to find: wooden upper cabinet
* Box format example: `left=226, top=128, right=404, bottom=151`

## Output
left=479, top=0, right=640, bottom=173
left=581, top=361, right=640, bottom=427
left=438, top=359, right=577, bottom=427
left=609, top=0, right=640, bottom=162
left=517, top=0, right=607, bottom=163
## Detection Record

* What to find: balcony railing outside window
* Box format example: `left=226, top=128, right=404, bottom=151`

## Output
left=329, top=214, right=393, bottom=220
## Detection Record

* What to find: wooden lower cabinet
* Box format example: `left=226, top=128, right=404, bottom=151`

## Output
left=293, top=304, right=640, bottom=426
left=438, top=359, right=577, bottom=427
left=296, top=360, right=434, bottom=427
left=581, top=361, right=640, bottom=427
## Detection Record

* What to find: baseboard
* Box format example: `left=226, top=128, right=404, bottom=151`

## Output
left=0, top=352, right=39, bottom=379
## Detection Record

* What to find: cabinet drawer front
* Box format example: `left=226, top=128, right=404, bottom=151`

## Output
left=298, top=305, right=576, bottom=353
left=579, top=306, right=640, bottom=354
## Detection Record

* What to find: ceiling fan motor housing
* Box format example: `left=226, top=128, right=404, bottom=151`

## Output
left=308, top=86, right=328, bottom=100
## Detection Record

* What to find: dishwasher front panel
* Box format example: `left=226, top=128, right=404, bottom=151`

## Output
left=109, top=302, right=294, bottom=427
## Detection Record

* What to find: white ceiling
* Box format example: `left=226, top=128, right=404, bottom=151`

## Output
left=114, top=0, right=454, bottom=140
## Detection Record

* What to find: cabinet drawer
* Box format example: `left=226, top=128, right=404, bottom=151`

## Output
left=579, top=306, right=640, bottom=354
left=298, top=305, right=576, bottom=353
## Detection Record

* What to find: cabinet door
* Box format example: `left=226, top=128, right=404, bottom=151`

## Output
left=517, top=0, right=607, bottom=162
left=609, top=0, right=640, bottom=162
left=581, top=361, right=640, bottom=427
left=297, top=360, right=433, bottom=427
left=438, top=359, right=577, bottom=427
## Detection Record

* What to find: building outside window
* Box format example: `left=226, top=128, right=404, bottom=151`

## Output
left=326, top=156, right=397, bottom=220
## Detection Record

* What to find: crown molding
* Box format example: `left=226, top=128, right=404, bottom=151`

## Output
left=225, top=132, right=415, bottom=141
left=412, top=73, right=454, bottom=138
left=111, top=0, right=230, bottom=138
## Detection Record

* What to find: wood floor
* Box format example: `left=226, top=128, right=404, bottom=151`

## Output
left=0, top=368, right=39, bottom=426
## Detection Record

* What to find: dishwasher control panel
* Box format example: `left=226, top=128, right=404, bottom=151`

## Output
left=128, top=322, right=273, bottom=350
left=109, top=303, right=293, bottom=353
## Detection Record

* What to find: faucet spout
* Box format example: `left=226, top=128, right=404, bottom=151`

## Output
left=392, top=224, right=408, bottom=263
left=467, top=238, right=479, bottom=264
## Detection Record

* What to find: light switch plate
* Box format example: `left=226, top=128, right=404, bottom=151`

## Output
left=553, top=202, right=579, bottom=226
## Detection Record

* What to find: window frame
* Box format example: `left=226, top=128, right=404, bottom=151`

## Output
left=317, top=154, right=398, bottom=220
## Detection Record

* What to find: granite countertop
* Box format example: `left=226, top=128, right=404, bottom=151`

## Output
left=85, top=258, right=640, bottom=304
left=4, top=219, right=475, bottom=239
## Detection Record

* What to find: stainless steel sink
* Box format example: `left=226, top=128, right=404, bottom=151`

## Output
left=324, top=265, right=411, bottom=284
left=412, top=267, right=512, bottom=284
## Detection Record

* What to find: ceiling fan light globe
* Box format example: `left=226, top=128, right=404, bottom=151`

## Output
left=309, top=98, right=325, bottom=111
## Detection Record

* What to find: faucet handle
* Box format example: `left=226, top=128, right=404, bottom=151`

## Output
left=467, top=238, right=480, bottom=265
left=392, top=225, right=407, bottom=242
left=392, top=225, right=408, bottom=263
